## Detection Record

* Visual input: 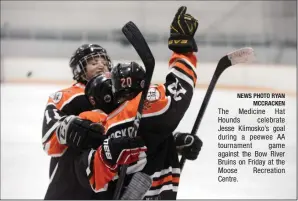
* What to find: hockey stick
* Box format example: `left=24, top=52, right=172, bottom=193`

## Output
left=121, top=172, right=152, bottom=200
left=179, top=47, right=255, bottom=170
left=113, top=21, right=155, bottom=200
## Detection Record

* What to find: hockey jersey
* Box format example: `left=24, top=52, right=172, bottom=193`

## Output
left=75, top=52, right=198, bottom=200
left=42, top=82, right=98, bottom=199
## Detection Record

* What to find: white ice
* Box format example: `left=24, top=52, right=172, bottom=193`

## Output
left=1, top=83, right=296, bottom=199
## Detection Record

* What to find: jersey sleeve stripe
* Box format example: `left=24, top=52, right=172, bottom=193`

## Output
left=42, top=121, right=61, bottom=143
left=86, top=149, right=96, bottom=178
left=171, top=62, right=197, bottom=85
left=151, top=175, right=180, bottom=187
left=170, top=68, right=195, bottom=87
left=176, top=59, right=197, bottom=80
left=177, top=57, right=197, bottom=74
left=168, top=53, right=197, bottom=70
left=172, top=66, right=195, bottom=85
left=150, top=167, right=181, bottom=178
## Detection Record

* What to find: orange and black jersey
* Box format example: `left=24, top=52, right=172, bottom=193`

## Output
left=42, top=83, right=97, bottom=200
left=76, top=52, right=198, bottom=200
left=42, top=83, right=94, bottom=157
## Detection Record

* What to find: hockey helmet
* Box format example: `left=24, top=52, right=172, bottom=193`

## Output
left=111, top=62, right=146, bottom=104
left=69, top=44, right=112, bottom=84
left=85, top=74, right=117, bottom=114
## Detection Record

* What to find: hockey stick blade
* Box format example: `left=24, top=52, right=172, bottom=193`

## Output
left=179, top=47, right=255, bottom=170
left=121, top=172, right=152, bottom=200
left=228, top=47, right=255, bottom=66
left=113, top=21, right=155, bottom=200
left=215, top=47, right=255, bottom=78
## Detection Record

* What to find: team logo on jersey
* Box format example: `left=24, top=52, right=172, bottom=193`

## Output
left=167, top=78, right=187, bottom=101
left=52, top=92, right=63, bottom=103
left=146, top=87, right=160, bottom=102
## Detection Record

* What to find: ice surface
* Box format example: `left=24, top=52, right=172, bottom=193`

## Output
left=1, top=83, right=296, bottom=199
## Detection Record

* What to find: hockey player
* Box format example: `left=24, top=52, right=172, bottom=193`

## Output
left=43, top=44, right=150, bottom=200
left=74, top=6, right=203, bottom=199
left=42, top=44, right=116, bottom=199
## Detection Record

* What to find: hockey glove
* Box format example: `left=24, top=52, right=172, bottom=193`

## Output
left=56, top=115, right=106, bottom=150
left=98, top=137, right=147, bottom=171
left=174, top=132, right=203, bottom=160
left=168, top=6, right=199, bottom=53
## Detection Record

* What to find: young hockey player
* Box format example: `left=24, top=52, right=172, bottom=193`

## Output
left=42, top=44, right=154, bottom=201
left=42, top=44, right=116, bottom=199
left=73, top=6, right=203, bottom=199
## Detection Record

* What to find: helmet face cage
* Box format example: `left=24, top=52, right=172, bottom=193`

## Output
left=70, top=44, right=113, bottom=83
left=78, top=52, right=112, bottom=81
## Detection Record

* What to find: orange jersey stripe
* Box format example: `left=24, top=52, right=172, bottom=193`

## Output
left=169, top=52, right=197, bottom=68
left=152, top=175, right=180, bottom=187
left=173, top=62, right=197, bottom=84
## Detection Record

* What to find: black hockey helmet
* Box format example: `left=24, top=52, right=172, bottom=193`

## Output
left=69, top=44, right=112, bottom=84
left=85, top=74, right=117, bottom=114
left=111, top=62, right=146, bottom=104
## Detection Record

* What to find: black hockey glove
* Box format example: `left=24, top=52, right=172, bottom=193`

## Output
left=174, top=132, right=203, bottom=160
left=168, top=6, right=199, bottom=53
left=56, top=115, right=106, bottom=150
left=98, top=136, right=147, bottom=171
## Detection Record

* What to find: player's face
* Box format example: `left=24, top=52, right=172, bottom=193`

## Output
left=85, top=56, right=109, bottom=80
